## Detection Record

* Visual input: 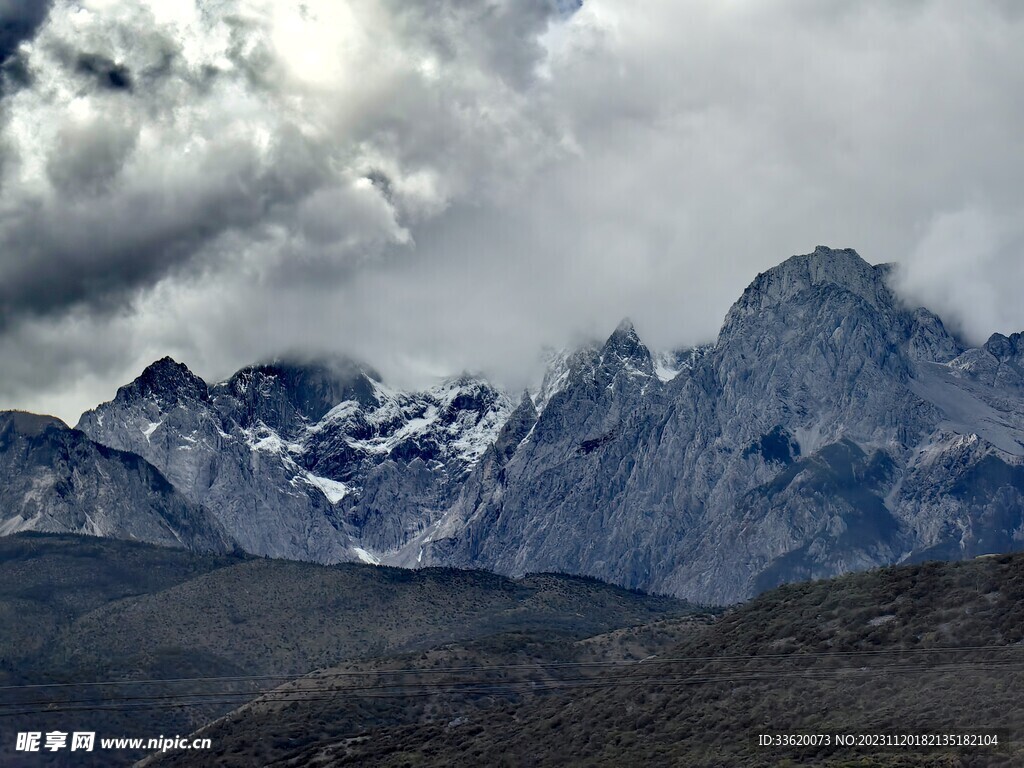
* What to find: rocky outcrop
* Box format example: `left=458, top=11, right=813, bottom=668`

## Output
left=405, top=247, right=1024, bottom=603
left=0, top=411, right=232, bottom=552
left=78, top=357, right=513, bottom=563
left=23, top=245, right=1024, bottom=604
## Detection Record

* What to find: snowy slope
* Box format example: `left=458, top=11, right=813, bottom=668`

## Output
left=78, top=358, right=512, bottom=564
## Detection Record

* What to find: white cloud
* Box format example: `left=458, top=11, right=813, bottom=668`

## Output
left=1, top=0, right=1024, bottom=421
left=895, top=206, right=1024, bottom=344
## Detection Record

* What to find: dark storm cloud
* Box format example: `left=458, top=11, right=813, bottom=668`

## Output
left=74, top=52, right=132, bottom=91
left=0, top=0, right=562, bottom=336
left=0, top=0, right=52, bottom=94
left=365, top=170, right=395, bottom=205
left=0, top=146, right=332, bottom=327
left=0, top=50, right=29, bottom=92
left=45, top=117, right=138, bottom=195
left=1, top=0, right=1023, bottom=423
left=0, top=0, right=51, bottom=65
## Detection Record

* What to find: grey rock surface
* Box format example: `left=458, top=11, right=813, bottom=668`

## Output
left=402, top=247, right=1024, bottom=603
left=0, top=411, right=232, bottom=552
left=77, top=357, right=512, bottom=564
left=12, top=245, right=1024, bottom=604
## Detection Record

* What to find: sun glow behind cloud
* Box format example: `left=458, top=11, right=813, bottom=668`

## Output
left=0, top=0, right=1022, bottom=422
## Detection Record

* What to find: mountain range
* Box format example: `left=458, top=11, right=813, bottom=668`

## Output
left=3, top=246, right=1023, bottom=603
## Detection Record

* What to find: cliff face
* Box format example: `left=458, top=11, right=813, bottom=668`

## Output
left=403, top=247, right=1024, bottom=603
left=24, top=246, right=1024, bottom=603
left=78, top=357, right=512, bottom=563
left=0, top=411, right=232, bottom=552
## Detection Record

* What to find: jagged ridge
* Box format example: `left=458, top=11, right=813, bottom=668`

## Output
left=7, top=246, right=1024, bottom=603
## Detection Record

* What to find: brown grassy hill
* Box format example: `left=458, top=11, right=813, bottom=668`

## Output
left=144, top=616, right=716, bottom=767
left=0, top=533, right=243, bottom=680
left=174, top=554, right=1024, bottom=767
left=0, top=533, right=691, bottom=767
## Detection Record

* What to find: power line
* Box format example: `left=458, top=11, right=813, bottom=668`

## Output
left=3, top=657, right=1024, bottom=718
left=3, top=642, right=1022, bottom=693
left=4, top=662, right=1021, bottom=719
left=11, top=657, right=1024, bottom=708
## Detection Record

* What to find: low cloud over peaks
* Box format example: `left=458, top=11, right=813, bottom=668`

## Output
left=1, top=0, right=1023, bottom=422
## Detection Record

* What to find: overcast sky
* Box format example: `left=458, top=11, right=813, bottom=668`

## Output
left=1, top=0, right=1023, bottom=422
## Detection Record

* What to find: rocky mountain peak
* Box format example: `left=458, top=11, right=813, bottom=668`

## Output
left=613, top=316, right=637, bottom=334
left=984, top=332, right=1024, bottom=362
left=517, top=389, right=536, bottom=410
left=434, top=375, right=505, bottom=415
left=113, top=357, right=209, bottom=407
left=14, top=244, right=1024, bottom=606
left=601, top=317, right=653, bottom=376
left=491, top=391, right=538, bottom=463
left=725, top=246, right=892, bottom=323
left=534, top=347, right=586, bottom=412
left=0, top=408, right=233, bottom=552
left=0, top=411, right=66, bottom=439
left=216, top=355, right=381, bottom=435
left=905, top=308, right=964, bottom=363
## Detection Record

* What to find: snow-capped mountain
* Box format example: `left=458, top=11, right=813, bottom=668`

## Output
left=403, top=247, right=1024, bottom=603
left=6, top=245, right=1024, bottom=604
left=77, top=357, right=513, bottom=564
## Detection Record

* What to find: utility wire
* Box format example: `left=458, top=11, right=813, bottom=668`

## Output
left=9, top=657, right=1024, bottom=709
left=3, top=657, right=1024, bottom=718
left=3, top=642, right=1022, bottom=693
